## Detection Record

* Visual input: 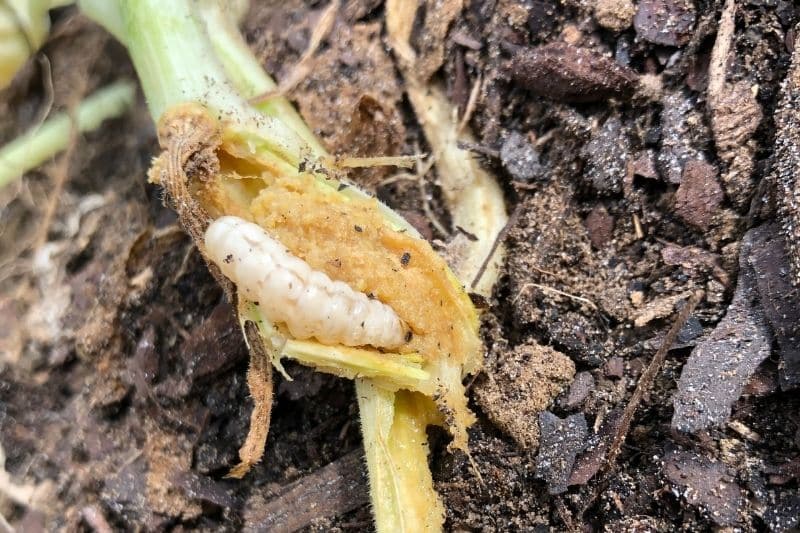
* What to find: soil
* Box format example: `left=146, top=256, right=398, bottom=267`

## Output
left=1, top=0, right=799, bottom=531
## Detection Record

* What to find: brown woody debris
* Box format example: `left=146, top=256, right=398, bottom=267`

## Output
left=582, top=116, right=631, bottom=195
left=673, top=160, right=723, bottom=231
left=243, top=450, right=368, bottom=532
left=632, top=150, right=659, bottom=180
left=661, top=243, right=729, bottom=286
left=506, top=43, right=638, bottom=103
left=709, top=81, right=762, bottom=208
left=657, top=91, right=707, bottom=184
left=181, top=302, right=248, bottom=386
left=604, top=356, right=624, bottom=378
left=672, top=229, right=772, bottom=433
left=774, top=32, right=800, bottom=286
left=562, top=371, right=595, bottom=409
left=570, top=292, right=701, bottom=485
left=633, top=0, right=696, bottom=47
left=632, top=291, right=692, bottom=328
left=475, top=343, right=575, bottom=450
left=663, top=448, right=743, bottom=526
left=741, top=362, right=780, bottom=397
left=707, top=0, right=762, bottom=208
left=171, top=471, right=238, bottom=509
left=746, top=224, right=800, bottom=389
left=155, top=302, right=248, bottom=399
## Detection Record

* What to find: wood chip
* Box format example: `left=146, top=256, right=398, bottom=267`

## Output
left=773, top=31, right=800, bottom=286
left=746, top=224, right=800, bottom=390
left=243, top=450, right=368, bottom=532
left=673, top=160, right=723, bottom=231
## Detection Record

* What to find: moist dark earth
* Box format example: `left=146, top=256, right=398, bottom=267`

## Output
left=2, top=0, right=800, bottom=531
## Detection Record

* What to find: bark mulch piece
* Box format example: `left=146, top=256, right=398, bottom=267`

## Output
left=243, top=450, right=368, bottom=533
left=672, top=228, right=772, bottom=433
left=534, top=412, right=588, bottom=495
left=633, top=0, right=696, bottom=47
left=663, top=447, right=744, bottom=527
left=748, top=224, right=800, bottom=390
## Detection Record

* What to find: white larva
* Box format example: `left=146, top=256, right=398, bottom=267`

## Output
left=204, top=216, right=408, bottom=349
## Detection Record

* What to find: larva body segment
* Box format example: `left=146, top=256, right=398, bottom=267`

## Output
left=205, top=216, right=407, bottom=349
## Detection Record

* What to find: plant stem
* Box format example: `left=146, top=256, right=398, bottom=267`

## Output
left=0, top=79, right=135, bottom=188
left=356, top=380, right=444, bottom=533
left=195, top=0, right=326, bottom=155
left=80, top=3, right=462, bottom=531
left=113, top=0, right=307, bottom=172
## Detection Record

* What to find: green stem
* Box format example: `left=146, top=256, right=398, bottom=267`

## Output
left=87, top=0, right=308, bottom=172
left=193, top=1, right=415, bottom=233
left=357, top=380, right=444, bottom=533
left=76, top=0, right=124, bottom=42
left=195, top=0, right=326, bottom=155
left=0, top=79, right=135, bottom=188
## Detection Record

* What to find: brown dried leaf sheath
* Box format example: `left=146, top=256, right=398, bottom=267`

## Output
left=148, top=104, right=231, bottom=296
left=228, top=321, right=275, bottom=478
left=148, top=106, right=272, bottom=477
